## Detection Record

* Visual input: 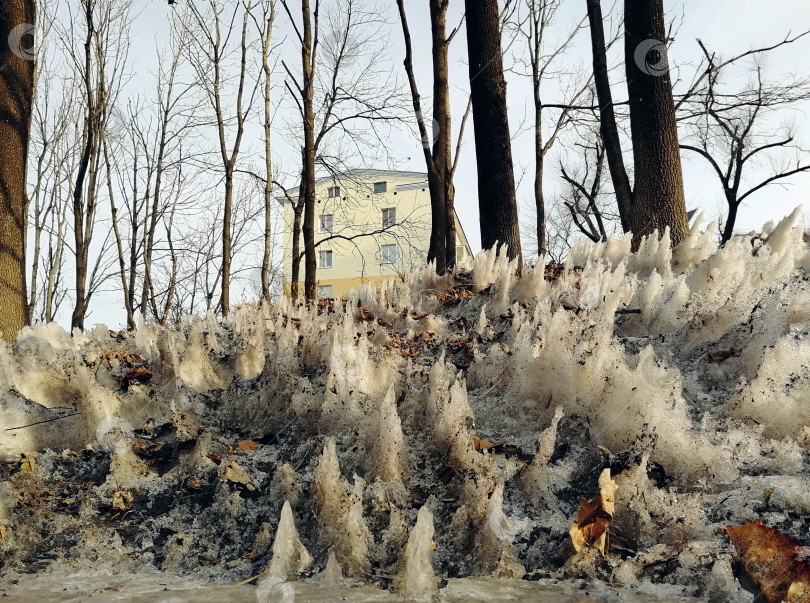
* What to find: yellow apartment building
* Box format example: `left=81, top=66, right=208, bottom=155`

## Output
left=279, top=169, right=473, bottom=298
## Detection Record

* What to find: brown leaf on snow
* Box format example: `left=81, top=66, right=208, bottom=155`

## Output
left=220, top=460, right=256, bottom=491
left=472, top=436, right=506, bottom=453
left=722, top=521, right=810, bottom=603
left=357, top=306, right=375, bottom=321
left=112, top=491, right=133, bottom=512
left=238, top=440, right=259, bottom=451
left=120, top=367, right=152, bottom=388
left=20, top=456, right=36, bottom=474
left=569, top=469, right=617, bottom=555
left=707, top=350, right=735, bottom=362
left=544, top=262, right=565, bottom=282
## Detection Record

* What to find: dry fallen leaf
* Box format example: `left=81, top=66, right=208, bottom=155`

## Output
left=358, top=306, right=375, bottom=321
left=0, top=524, right=7, bottom=541
left=707, top=350, right=735, bottom=362
left=723, top=521, right=810, bottom=603
left=472, top=436, right=506, bottom=453
left=20, top=456, right=36, bottom=474
left=120, top=367, right=152, bottom=388
left=186, top=476, right=202, bottom=490
left=238, top=440, right=259, bottom=451
left=112, top=491, right=133, bottom=512
left=220, top=460, right=256, bottom=491
left=544, top=262, right=565, bottom=282
left=569, top=468, right=617, bottom=555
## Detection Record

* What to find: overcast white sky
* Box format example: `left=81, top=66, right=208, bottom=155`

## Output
left=83, top=0, right=810, bottom=327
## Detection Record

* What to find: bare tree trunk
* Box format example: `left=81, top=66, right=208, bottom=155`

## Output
left=397, top=0, right=460, bottom=274
left=103, top=135, right=135, bottom=329
left=429, top=0, right=449, bottom=272
left=534, top=123, right=546, bottom=256
left=530, top=2, right=546, bottom=258
left=624, top=0, right=688, bottom=245
left=0, top=0, right=35, bottom=342
left=586, top=0, right=632, bottom=233
left=464, top=0, right=521, bottom=262
left=522, top=0, right=580, bottom=258
left=289, top=166, right=305, bottom=300
left=186, top=2, right=253, bottom=317
left=300, top=0, right=317, bottom=301
left=260, top=2, right=275, bottom=302
left=70, top=1, right=96, bottom=332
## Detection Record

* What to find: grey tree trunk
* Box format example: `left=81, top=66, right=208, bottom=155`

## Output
left=464, top=0, right=522, bottom=262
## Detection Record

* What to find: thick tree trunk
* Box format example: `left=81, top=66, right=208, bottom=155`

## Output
left=464, top=0, right=521, bottom=262
left=624, top=0, right=688, bottom=246
left=586, top=0, right=632, bottom=233
left=0, top=0, right=35, bottom=342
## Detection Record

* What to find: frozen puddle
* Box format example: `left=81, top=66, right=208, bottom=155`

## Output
left=0, top=572, right=692, bottom=602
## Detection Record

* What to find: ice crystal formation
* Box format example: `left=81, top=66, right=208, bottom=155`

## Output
left=1, top=210, right=809, bottom=601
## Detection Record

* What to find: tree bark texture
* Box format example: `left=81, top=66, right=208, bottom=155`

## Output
left=0, top=0, right=35, bottom=342
left=624, top=0, right=688, bottom=245
left=464, top=0, right=521, bottom=262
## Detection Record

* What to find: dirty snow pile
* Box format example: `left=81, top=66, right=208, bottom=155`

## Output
left=1, top=210, right=810, bottom=601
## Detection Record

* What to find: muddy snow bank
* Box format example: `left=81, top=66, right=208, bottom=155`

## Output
left=1, top=211, right=809, bottom=601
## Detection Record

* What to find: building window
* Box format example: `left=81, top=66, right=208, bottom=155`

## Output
left=456, top=245, right=466, bottom=260
left=381, top=244, right=397, bottom=264
left=374, top=181, right=387, bottom=193
left=382, top=208, right=396, bottom=228
left=328, top=186, right=340, bottom=198
left=319, top=214, right=333, bottom=233
left=317, top=285, right=332, bottom=298
left=319, top=250, right=333, bottom=269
